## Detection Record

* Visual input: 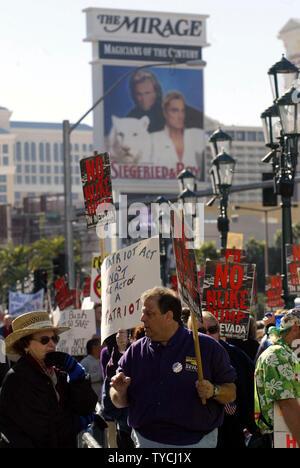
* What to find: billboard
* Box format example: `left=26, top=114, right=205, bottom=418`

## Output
left=84, top=8, right=208, bottom=187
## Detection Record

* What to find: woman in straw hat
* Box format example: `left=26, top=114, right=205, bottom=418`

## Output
left=0, top=311, right=98, bottom=448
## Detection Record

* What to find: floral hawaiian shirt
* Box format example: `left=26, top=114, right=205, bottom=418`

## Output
left=254, top=338, right=300, bottom=433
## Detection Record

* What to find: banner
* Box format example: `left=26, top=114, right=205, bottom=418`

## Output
left=80, top=152, right=115, bottom=229
left=265, top=275, right=284, bottom=312
left=286, top=244, right=300, bottom=294
left=202, top=260, right=255, bottom=339
left=9, top=289, right=44, bottom=317
left=84, top=8, right=208, bottom=185
left=274, top=400, right=300, bottom=448
left=53, top=307, right=96, bottom=356
left=101, top=237, right=160, bottom=343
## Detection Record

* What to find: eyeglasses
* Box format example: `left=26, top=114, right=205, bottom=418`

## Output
left=32, top=335, right=60, bottom=345
left=198, top=325, right=219, bottom=335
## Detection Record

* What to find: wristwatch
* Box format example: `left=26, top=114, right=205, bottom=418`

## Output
left=213, top=384, right=220, bottom=398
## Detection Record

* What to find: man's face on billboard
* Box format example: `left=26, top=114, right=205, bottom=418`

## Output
left=164, top=98, right=185, bottom=131
left=134, top=79, right=157, bottom=111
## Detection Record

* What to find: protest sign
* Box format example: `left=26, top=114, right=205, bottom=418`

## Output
left=54, top=278, right=73, bottom=311
left=286, top=244, right=300, bottom=294
left=220, top=248, right=246, bottom=264
left=9, top=289, right=44, bottom=317
left=265, top=275, right=284, bottom=312
left=80, top=151, right=115, bottom=230
left=91, top=254, right=105, bottom=303
left=101, top=237, right=160, bottom=344
left=202, top=260, right=255, bottom=339
left=274, top=400, right=300, bottom=448
left=226, top=232, right=244, bottom=250
left=54, top=307, right=96, bottom=356
left=171, top=208, right=202, bottom=322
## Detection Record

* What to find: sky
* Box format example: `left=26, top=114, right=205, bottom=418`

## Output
left=1, top=0, right=299, bottom=128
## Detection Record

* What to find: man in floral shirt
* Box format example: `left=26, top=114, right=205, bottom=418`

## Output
left=254, top=309, right=300, bottom=447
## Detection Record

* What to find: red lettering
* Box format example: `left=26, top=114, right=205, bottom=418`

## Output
left=229, top=265, right=244, bottom=290
left=270, top=276, right=282, bottom=289
left=236, top=311, right=246, bottom=324
left=286, top=434, right=297, bottom=448
left=292, top=245, right=300, bottom=262
left=85, top=158, right=96, bottom=183
left=215, top=263, right=229, bottom=288
left=95, top=156, right=104, bottom=180
left=225, top=310, right=236, bottom=323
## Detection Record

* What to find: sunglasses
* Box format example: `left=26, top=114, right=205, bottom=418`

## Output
left=32, top=335, right=60, bottom=345
left=198, top=325, right=219, bottom=335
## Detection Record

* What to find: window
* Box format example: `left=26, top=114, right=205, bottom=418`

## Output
left=39, top=143, right=44, bottom=162
left=16, top=142, right=22, bottom=161
left=3, top=157, right=9, bottom=166
left=0, top=175, right=6, bottom=182
left=54, top=176, right=60, bottom=185
left=0, top=196, right=7, bottom=203
left=25, top=165, right=30, bottom=173
left=74, top=143, right=79, bottom=151
left=31, top=165, right=36, bottom=174
left=82, top=144, right=87, bottom=152
left=25, top=176, right=30, bottom=184
left=0, top=186, right=6, bottom=192
left=2, top=144, right=8, bottom=154
left=257, top=132, right=265, bottom=142
left=46, top=176, right=51, bottom=184
left=31, top=143, right=36, bottom=161
left=236, top=131, right=245, bottom=141
left=54, top=166, right=59, bottom=174
left=16, top=175, right=22, bottom=184
left=46, top=143, right=51, bottom=162
left=14, top=192, right=21, bottom=200
left=247, top=132, right=257, bottom=141
left=40, top=176, right=44, bottom=184
left=40, top=166, right=44, bottom=174
left=24, top=142, right=30, bottom=161
left=31, top=176, right=37, bottom=184
left=46, top=165, right=51, bottom=174
left=54, top=143, right=59, bottom=162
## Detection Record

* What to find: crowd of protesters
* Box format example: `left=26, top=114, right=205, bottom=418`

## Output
left=0, top=288, right=299, bottom=449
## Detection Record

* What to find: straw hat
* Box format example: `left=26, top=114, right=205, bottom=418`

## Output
left=4, top=311, right=70, bottom=355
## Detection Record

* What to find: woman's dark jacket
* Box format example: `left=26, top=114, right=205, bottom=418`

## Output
left=0, top=356, right=98, bottom=448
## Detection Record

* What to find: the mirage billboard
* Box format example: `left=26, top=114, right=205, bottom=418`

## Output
left=84, top=8, right=208, bottom=186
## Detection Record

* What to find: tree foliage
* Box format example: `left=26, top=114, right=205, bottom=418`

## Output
left=0, top=237, right=81, bottom=307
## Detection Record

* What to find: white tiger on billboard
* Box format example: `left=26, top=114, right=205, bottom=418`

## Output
left=108, top=115, right=153, bottom=164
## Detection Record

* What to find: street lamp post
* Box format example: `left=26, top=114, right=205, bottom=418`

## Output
left=63, top=57, right=206, bottom=289
left=207, top=129, right=236, bottom=249
left=261, top=55, right=300, bottom=308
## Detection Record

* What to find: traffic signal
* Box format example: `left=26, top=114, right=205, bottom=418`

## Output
left=33, top=269, right=48, bottom=293
left=53, top=254, right=66, bottom=279
left=262, top=173, right=277, bottom=207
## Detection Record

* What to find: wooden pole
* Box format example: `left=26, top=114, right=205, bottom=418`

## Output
left=190, top=312, right=206, bottom=405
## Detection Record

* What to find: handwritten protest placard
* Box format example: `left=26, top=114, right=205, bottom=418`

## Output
left=80, top=152, right=115, bottom=229
left=202, top=260, right=255, bottom=339
left=101, top=237, right=160, bottom=344
left=171, top=208, right=202, bottom=322
left=265, top=275, right=284, bottom=312
left=286, top=244, right=300, bottom=294
left=53, top=307, right=96, bottom=356
left=274, top=400, right=300, bottom=448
